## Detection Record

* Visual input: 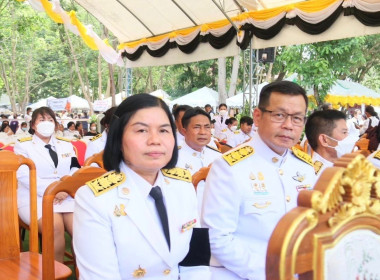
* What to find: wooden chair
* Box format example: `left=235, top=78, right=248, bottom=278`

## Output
left=70, top=140, right=87, bottom=166
left=0, top=151, right=71, bottom=280
left=42, top=166, right=107, bottom=279
left=354, top=136, right=370, bottom=153
left=266, top=152, right=380, bottom=280
left=83, top=150, right=104, bottom=168
left=192, top=166, right=211, bottom=192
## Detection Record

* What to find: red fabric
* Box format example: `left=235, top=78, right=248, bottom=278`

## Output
left=71, top=140, right=87, bottom=166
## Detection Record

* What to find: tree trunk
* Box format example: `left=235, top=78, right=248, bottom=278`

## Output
left=65, top=28, right=94, bottom=114
left=218, top=57, right=227, bottom=103
left=97, top=53, right=103, bottom=100
left=228, top=54, right=240, bottom=97
left=158, top=66, right=166, bottom=89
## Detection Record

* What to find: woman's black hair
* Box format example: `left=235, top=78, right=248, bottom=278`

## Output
left=225, top=117, right=237, bottom=125
left=30, top=107, right=58, bottom=134
left=103, top=94, right=178, bottom=172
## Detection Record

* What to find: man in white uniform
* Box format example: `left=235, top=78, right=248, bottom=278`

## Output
left=176, top=107, right=221, bottom=215
left=201, top=81, right=317, bottom=280
left=305, top=110, right=357, bottom=178
left=226, top=116, right=253, bottom=147
left=173, top=105, right=192, bottom=146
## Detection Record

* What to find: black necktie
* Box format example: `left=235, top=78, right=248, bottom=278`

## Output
left=45, top=144, right=58, bottom=168
left=149, top=186, right=170, bottom=250
left=221, top=116, right=223, bottom=123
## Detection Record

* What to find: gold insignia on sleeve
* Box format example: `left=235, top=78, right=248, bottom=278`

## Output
left=17, top=137, right=32, bottom=143
left=132, top=266, right=146, bottom=278
left=90, top=133, right=102, bottom=142
left=206, top=145, right=221, bottom=153
left=222, top=128, right=227, bottom=132
left=87, top=171, right=126, bottom=196
left=374, top=151, right=380, bottom=160
left=291, top=147, right=313, bottom=166
left=161, top=167, right=192, bottom=182
left=314, top=160, right=324, bottom=175
left=234, top=130, right=240, bottom=134
left=56, top=136, right=71, bottom=142
left=222, top=145, right=254, bottom=166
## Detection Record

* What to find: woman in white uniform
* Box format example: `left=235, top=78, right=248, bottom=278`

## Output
left=14, top=106, right=81, bottom=262
left=74, top=94, right=210, bottom=280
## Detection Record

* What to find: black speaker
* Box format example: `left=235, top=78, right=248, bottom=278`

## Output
left=258, top=48, right=275, bottom=63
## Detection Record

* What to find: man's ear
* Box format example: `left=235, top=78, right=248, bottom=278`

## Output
left=318, top=134, right=329, bottom=147
left=253, top=108, right=261, bottom=127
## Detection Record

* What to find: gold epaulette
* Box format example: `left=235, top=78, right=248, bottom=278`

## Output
left=234, top=131, right=240, bottom=134
left=222, top=144, right=254, bottom=166
left=17, top=137, right=32, bottom=143
left=90, top=133, right=102, bottom=142
left=56, top=136, right=71, bottom=142
left=87, top=171, right=126, bottom=196
left=161, top=168, right=192, bottom=182
left=206, top=145, right=221, bottom=153
left=314, top=160, right=324, bottom=175
left=178, top=145, right=182, bottom=150
left=292, top=147, right=313, bottom=166
left=374, top=150, right=380, bottom=160
left=222, top=128, right=227, bottom=132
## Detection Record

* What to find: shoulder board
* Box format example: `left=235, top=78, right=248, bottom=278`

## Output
left=56, top=136, right=71, bottom=142
left=313, top=160, right=324, bottom=175
left=86, top=171, right=126, bottom=197
left=161, top=167, right=192, bottom=183
left=222, top=145, right=254, bottom=166
left=234, top=131, right=240, bottom=134
left=178, top=145, right=182, bottom=150
left=17, top=137, right=32, bottom=143
left=291, top=147, right=313, bottom=166
left=222, top=128, right=227, bottom=132
left=206, top=145, right=221, bottom=153
left=374, top=150, right=380, bottom=160
left=90, top=133, right=102, bottom=142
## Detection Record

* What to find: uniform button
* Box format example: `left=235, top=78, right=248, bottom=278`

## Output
left=272, top=157, right=279, bottom=163
left=279, top=169, right=284, bottom=175
left=192, top=152, right=197, bottom=157
left=121, top=187, right=130, bottom=195
left=286, top=195, right=291, bottom=202
left=163, top=269, right=171, bottom=275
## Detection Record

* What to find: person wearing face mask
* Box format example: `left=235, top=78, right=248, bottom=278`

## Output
left=14, top=106, right=81, bottom=263
left=219, top=117, right=238, bottom=143
left=305, top=110, right=356, bottom=178
left=226, top=116, right=253, bottom=148
left=15, top=122, right=31, bottom=138
left=213, top=104, right=229, bottom=139
left=84, top=106, right=117, bottom=160
left=85, top=122, right=99, bottom=136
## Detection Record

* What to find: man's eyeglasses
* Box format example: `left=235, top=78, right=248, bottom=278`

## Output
left=259, top=108, right=306, bottom=126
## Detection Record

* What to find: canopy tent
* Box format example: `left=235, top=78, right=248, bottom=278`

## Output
left=307, top=80, right=380, bottom=107
left=227, top=82, right=269, bottom=107
left=29, top=96, right=57, bottom=110
left=68, top=95, right=91, bottom=110
left=22, top=0, right=380, bottom=67
left=105, top=92, right=126, bottom=107
left=149, top=89, right=171, bottom=102
left=0, top=95, right=11, bottom=107
left=170, top=87, right=219, bottom=108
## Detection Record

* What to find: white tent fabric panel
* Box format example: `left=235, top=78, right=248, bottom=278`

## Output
left=170, top=87, right=219, bottom=108
left=68, top=95, right=91, bottom=110
left=29, top=96, right=57, bottom=110
left=227, top=82, right=268, bottom=107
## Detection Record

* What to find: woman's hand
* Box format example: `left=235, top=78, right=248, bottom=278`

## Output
left=54, top=192, right=69, bottom=205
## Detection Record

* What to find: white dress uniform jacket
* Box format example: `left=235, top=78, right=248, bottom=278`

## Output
left=74, top=162, right=210, bottom=280
left=219, top=128, right=234, bottom=143
left=201, top=133, right=317, bottom=280
left=312, top=151, right=333, bottom=179
left=14, top=134, right=78, bottom=223
left=226, top=129, right=251, bottom=148
left=177, top=141, right=221, bottom=215
left=213, top=115, right=228, bottom=139
left=84, top=131, right=107, bottom=160
left=176, top=130, right=185, bottom=146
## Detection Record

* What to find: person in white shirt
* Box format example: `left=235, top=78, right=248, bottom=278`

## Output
left=15, top=122, right=31, bottom=138
left=219, top=117, right=237, bottom=143
left=63, top=121, right=81, bottom=139
left=226, top=116, right=253, bottom=148
left=305, top=110, right=357, bottom=178
left=360, top=105, right=379, bottom=135
left=204, top=104, right=215, bottom=120
left=213, top=103, right=229, bottom=139
left=173, top=105, right=192, bottom=146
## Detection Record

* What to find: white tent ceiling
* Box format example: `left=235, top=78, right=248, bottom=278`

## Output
left=170, top=87, right=219, bottom=107
left=73, top=0, right=380, bottom=67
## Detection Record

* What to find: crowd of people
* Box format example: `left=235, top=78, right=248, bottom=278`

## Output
left=1, top=80, right=379, bottom=280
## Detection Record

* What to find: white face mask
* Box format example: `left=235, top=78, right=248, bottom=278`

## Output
left=36, top=121, right=55, bottom=137
left=21, top=127, right=28, bottom=132
left=231, top=125, right=238, bottom=131
left=326, top=135, right=356, bottom=158
left=90, top=126, right=97, bottom=131
left=219, top=110, right=227, bottom=116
